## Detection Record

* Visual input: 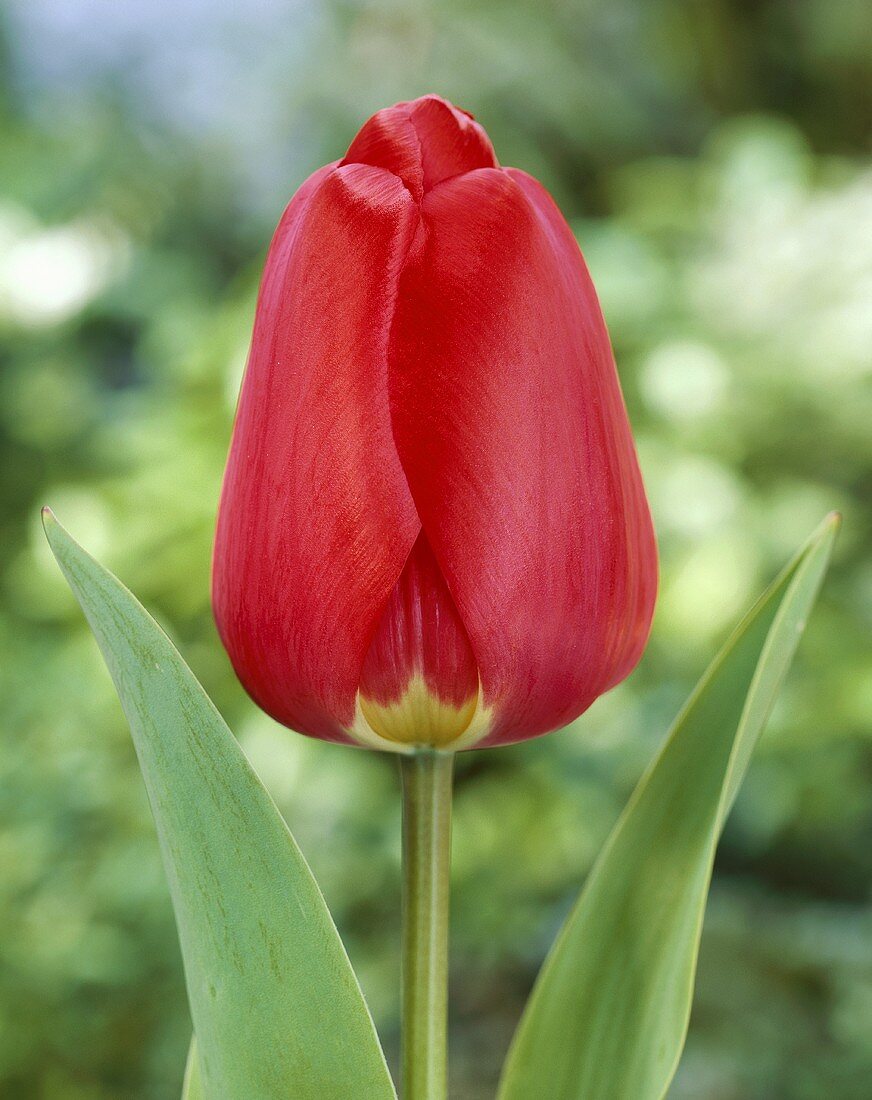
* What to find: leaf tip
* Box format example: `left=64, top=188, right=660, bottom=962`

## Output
left=813, top=511, right=842, bottom=556
left=41, top=506, right=61, bottom=549
left=41, top=507, right=71, bottom=564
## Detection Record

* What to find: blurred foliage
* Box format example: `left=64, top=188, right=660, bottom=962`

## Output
left=0, top=0, right=870, bottom=1097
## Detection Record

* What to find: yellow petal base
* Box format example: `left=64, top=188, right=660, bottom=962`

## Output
left=351, top=675, right=491, bottom=752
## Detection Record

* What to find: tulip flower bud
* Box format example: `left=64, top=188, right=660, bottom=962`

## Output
left=213, top=95, right=657, bottom=752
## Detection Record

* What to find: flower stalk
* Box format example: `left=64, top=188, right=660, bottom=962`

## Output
left=400, top=750, right=454, bottom=1100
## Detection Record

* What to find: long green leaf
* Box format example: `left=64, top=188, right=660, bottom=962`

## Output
left=499, top=514, right=839, bottom=1100
left=43, top=510, right=396, bottom=1100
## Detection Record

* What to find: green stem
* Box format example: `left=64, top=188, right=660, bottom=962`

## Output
left=400, top=750, right=454, bottom=1100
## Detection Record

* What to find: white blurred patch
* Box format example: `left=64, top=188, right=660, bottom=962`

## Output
left=640, top=340, right=729, bottom=420
left=661, top=534, right=761, bottom=642
left=651, top=454, right=743, bottom=538
left=692, top=122, right=872, bottom=382
left=0, top=209, right=129, bottom=327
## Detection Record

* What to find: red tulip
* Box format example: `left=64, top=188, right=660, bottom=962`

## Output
left=213, top=95, right=657, bottom=752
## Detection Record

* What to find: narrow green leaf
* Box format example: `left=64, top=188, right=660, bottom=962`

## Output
left=43, top=511, right=396, bottom=1100
left=499, top=515, right=839, bottom=1100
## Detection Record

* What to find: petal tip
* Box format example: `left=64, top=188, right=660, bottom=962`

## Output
left=342, top=94, right=498, bottom=200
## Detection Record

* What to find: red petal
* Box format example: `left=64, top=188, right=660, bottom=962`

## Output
left=342, top=94, right=497, bottom=201
left=387, top=167, right=657, bottom=745
left=213, top=163, right=422, bottom=742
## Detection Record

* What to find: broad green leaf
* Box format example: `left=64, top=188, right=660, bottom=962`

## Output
left=43, top=511, right=396, bottom=1100
left=499, top=515, right=839, bottom=1100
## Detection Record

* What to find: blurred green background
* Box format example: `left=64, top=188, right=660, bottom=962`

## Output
left=1, top=0, right=870, bottom=1096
